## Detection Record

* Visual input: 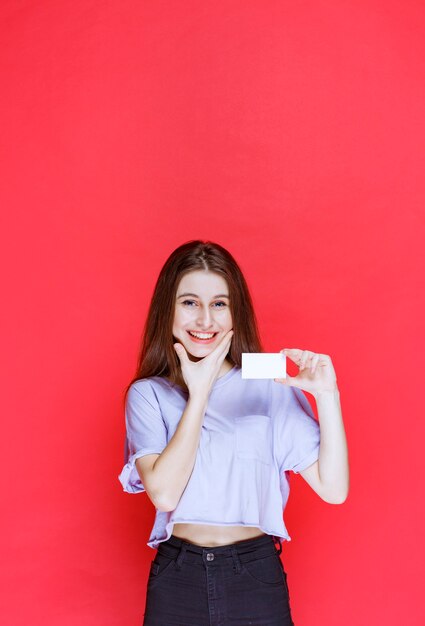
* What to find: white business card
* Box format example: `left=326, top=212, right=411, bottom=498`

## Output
left=241, top=352, right=287, bottom=379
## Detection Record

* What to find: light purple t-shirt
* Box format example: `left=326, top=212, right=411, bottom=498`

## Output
left=118, top=365, right=321, bottom=550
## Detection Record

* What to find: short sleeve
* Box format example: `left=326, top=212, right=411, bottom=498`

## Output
left=273, top=384, right=321, bottom=474
left=118, top=381, right=168, bottom=493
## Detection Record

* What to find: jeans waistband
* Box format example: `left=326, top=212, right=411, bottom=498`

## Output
left=157, top=532, right=283, bottom=564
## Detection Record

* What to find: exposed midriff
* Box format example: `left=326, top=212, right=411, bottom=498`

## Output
left=172, top=522, right=267, bottom=547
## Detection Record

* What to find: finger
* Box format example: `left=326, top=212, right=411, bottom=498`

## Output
left=281, top=348, right=303, bottom=365
left=300, top=351, right=317, bottom=371
left=217, top=329, right=233, bottom=349
left=220, top=329, right=234, bottom=347
left=207, top=330, right=234, bottom=359
left=173, top=343, right=188, bottom=362
left=311, top=353, right=320, bottom=374
left=299, top=350, right=311, bottom=370
left=220, top=330, right=234, bottom=353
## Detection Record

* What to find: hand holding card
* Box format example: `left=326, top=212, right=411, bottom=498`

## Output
left=241, top=353, right=286, bottom=379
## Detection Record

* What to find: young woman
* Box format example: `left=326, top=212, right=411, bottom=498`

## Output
left=119, top=240, right=349, bottom=626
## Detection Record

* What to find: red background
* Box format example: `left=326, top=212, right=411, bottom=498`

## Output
left=1, top=1, right=423, bottom=624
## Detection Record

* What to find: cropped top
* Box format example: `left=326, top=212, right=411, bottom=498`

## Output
left=118, top=365, right=321, bottom=549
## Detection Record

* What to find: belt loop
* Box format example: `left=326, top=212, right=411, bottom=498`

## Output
left=231, top=546, right=242, bottom=574
left=175, top=542, right=188, bottom=570
left=273, top=535, right=282, bottom=555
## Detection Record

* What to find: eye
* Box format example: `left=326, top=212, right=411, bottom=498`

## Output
left=181, top=300, right=227, bottom=307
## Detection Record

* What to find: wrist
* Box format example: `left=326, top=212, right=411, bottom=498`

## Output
left=188, top=389, right=210, bottom=406
left=312, top=387, right=340, bottom=401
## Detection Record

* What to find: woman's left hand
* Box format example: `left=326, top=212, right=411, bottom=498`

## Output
left=274, top=348, right=338, bottom=397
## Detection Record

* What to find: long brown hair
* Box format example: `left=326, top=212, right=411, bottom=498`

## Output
left=123, top=240, right=263, bottom=402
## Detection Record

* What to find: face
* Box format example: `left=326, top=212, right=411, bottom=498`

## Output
left=172, top=270, right=233, bottom=362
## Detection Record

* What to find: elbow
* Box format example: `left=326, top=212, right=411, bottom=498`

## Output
left=322, top=489, right=349, bottom=505
left=155, top=500, right=176, bottom=513
left=319, top=474, right=350, bottom=504
left=145, top=477, right=176, bottom=512
left=151, top=490, right=177, bottom=512
left=330, top=494, right=348, bottom=505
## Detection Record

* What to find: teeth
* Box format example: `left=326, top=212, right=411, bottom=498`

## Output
left=189, top=331, right=216, bottom=339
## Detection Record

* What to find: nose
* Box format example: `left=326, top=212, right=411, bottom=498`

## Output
left=196, top=307, right=214, bottom=329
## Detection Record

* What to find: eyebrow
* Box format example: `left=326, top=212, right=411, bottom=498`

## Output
left=177, top=292, right=230, bottom=299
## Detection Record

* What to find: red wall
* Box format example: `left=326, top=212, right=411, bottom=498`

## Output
left=1, top=1, right=423, bottom=624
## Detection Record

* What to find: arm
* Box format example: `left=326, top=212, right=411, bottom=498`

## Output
left=276, top=348, right=350, bottom=504
left=131, top=330, right=234, bottom=511
left=136, top=391, right=209, bottom=512
left=300, top=388, right=349, bottom=504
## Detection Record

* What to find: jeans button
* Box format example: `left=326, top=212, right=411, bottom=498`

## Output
left=206, top=552, right=215, bottom=561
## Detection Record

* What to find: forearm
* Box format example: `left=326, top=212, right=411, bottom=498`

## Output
left=313, top=389, right=350, bottom=503
left=150, top=392, right=209, bottom=510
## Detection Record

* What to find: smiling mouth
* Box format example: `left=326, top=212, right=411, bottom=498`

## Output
left=187, top=331, right=218, bottom=340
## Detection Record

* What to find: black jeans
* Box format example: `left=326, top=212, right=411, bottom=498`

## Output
left=143, top=533, right=294, bottom=626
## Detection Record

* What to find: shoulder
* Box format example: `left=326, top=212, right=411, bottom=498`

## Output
left=130, top=373, right=173, bottom=393
left=127, top=377, right=164, bottom=406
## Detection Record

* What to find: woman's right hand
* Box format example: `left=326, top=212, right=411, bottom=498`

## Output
left=173, top=329, right=234, bottom=397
